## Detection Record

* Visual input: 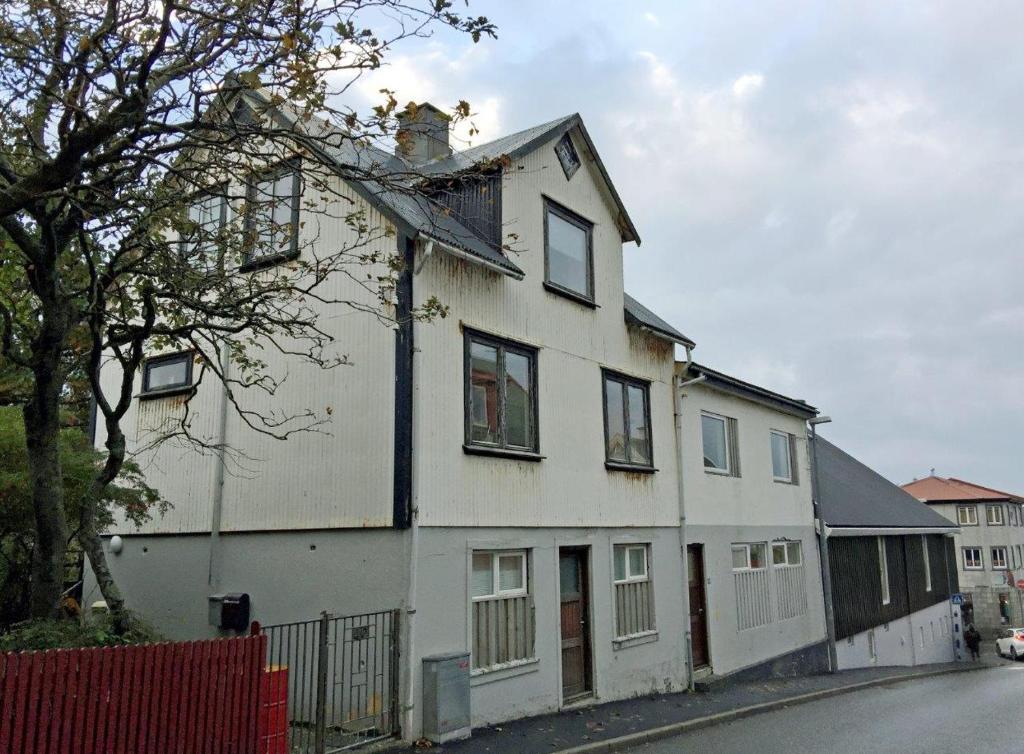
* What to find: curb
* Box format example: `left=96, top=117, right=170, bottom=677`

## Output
left=554, top=664, right=989, bottom=754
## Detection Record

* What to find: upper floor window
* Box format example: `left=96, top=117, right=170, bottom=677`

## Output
left=464, top=330, right=538, bottom=454
left=543, top=198, right=593, bottom=304
left=957, top=505, right=978, bottom=526
left=963, top=547, right=983, bottom=570
left=986, top=505, right=1005, bottom=526
left=702, top=412, right=739, bottom=476
left=141, top=352, right=192, bottom=396
left=770, top=430, right=798, bottom=484
left=992, top=547, right=1008, bottom=570
left=181, top=188, right=226, bottom=265
left=1010, top=506, right=1019, bottom=526
left=603, top=371, right=653, bottom=470
left=245, top=161, right=301, bottom=268
left=554, top=133, right=581, bottom=180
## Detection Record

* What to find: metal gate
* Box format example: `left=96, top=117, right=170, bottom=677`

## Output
left=261, top=610, right=400, bottom=752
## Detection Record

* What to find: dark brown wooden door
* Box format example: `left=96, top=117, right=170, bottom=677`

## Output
left=559, top=548, right=592, bottom=700
left=687, top=544, right=710, bottom=668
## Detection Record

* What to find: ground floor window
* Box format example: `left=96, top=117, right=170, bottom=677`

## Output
left=471, top=550, right=535, bottom=670
left=772, top=540, right=808, bottom=620
left=732, top=541, right=771, bottom=630
left=613, top=544, right=655, bottom=638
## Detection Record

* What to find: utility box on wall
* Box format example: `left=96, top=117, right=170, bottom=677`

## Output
left=208, top=593, right=250, bottom=632
left=422, top=651, right=471, bottom=743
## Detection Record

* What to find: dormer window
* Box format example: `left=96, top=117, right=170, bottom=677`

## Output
left=543, top=198, right=594, bottom=305
left=554, top=133, right=580, bottom=180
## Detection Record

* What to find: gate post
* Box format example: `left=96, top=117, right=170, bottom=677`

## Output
left=314, top=611, right=330, bottom=754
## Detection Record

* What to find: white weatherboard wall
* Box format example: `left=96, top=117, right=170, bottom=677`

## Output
left=680, top=381, right=826, bottom=676
left=836, top=600, right=956, bottom=669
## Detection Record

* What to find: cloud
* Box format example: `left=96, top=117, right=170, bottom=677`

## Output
left=643, top=11, right=660, bottom=26
left=732, top=72, right=764, bottom=99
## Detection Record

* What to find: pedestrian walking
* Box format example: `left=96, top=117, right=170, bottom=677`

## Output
left=965, top=623, right=981, bottom=661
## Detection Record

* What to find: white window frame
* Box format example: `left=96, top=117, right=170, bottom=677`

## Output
left=957, top=505, right=978, bottom=526
left=770, top=430, right=794, bottom=483
left=731, top=542, right=767, bottom=572
left=963, top=547, right=983, bottom=570
left=922, top=535, right=932, bottom=592
left=771, top=540, right=803, bottom=567
left=613, top=544, right=650, bottom=584
left=471, top=550, right=528, bottom=600
left=878, top=537, right=890, bottom=606
left=991, top=547, right=1008, bottom=570
left=986, top=505, right=1005, bottom=526
left=702, top=412, right=732, bottom=475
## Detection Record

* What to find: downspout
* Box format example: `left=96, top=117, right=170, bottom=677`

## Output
left=674, top=348, right=705, bottom=691
left=208, top=338, right=231, bottom=589
left=394, top=235, right=418, bottom=739
left=809, top=422, right=838, bottom=672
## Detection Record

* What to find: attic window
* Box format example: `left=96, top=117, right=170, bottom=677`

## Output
left=554, top=133, right=580, bottom=180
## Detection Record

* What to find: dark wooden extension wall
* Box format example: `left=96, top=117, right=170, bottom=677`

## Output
left=829, top=534, right=958, bottom=640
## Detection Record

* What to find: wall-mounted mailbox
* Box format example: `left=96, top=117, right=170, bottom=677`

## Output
left=208, top=592, right=250, bottom=632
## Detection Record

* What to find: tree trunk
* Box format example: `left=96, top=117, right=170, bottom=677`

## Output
left=23, top=366, right=70, bottom=620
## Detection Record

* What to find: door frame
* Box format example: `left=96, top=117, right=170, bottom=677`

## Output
left=687, top=542, right=712, bottom=670
left=556, top=544, right=594, bottom=706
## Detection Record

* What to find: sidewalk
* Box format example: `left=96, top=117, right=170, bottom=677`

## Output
left=422, top=657, right=998, bottom=754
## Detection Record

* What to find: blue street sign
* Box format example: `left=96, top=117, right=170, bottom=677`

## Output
left=951, top=593, right=965, bottom=605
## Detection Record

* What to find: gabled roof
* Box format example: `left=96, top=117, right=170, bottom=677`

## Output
left=239, top=89, right=524, bottom=278
left=624, top=293, right=695, bottom=348
left=420, top=114, right=641, bottom=244
left=678, top=362, right=817, bottom=419
left=817, top=438, right=959, bottom=531
left=901, top=475, right=1022, bottom=504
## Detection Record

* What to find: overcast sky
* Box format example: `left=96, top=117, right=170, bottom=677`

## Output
left=354, top=1, right=1024, bottom=493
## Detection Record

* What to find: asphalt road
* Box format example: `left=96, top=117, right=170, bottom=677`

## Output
left=628, top=663, right=1023, bottom=754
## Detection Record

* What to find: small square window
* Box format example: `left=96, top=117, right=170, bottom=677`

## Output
left=771, top=540, right=803, bottom=567
left=613, top=544, right=649, bottom=583
left=732, top=542, right=767, bottom=571
left=141, top=352, right=193, bottom=395
left=554, top=133, right=581, bottom=180
left=472, top=551, right=527, bottom=599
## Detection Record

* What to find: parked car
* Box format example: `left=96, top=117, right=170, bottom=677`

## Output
left=995, top=628, right=1024, bottom=660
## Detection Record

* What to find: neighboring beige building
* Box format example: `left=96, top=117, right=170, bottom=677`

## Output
left=902, top=475, right=1024, bottom=633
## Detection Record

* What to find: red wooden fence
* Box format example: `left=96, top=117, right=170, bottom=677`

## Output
left=0, top=634, right=267, bottom=754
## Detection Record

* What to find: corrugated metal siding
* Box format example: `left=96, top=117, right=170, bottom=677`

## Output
left=414, top=132, right=679, bottom=529
left=830, top=535, right=952, bottom=640
left=614, top=581, right=655, bottom=637
left=776, top=565, right=808, bottom=620
left=105, top=178, right=398, bottom=534
left=734, top=569, right=772, bottom=630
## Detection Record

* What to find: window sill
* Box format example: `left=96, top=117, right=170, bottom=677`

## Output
left=463, top=445, right=545, bottom=462
left=605, top=461, right=657, bottom=474
left=704, top=468, right=734, bottom=476
left=612, top=630, right=658, bottom=650
left=542, top=281, right=598, bottom=309
left=470, top=657, right=539, bottom=686
left=773, top=478, right=797, bottom=485
left=240, top=249, right=300, bottom=273
left=137, top=385, right=194, bottom=401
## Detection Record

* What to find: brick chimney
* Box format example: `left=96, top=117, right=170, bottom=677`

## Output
left=395, top=102, right=452, bottom=164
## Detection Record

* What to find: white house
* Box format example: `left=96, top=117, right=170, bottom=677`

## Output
left=89, top=96, right=698, bottom=738
left=676, top=362, right=828, bottom=681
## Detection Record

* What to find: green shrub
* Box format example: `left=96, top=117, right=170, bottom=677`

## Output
left=0, top=613, right=162, bottom=652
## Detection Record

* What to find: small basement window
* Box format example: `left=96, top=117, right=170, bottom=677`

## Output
left=141, top=352, right=193, bottom=395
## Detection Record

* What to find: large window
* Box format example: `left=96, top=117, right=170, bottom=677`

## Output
left=957, top=505, right=978, bottom=526
left=992, top=547, right=1008, bottom=570
left=770, top=430, right=798, bottom=484
left=471, top=550, right=535, bottom=671
left=922, top=536, right=932, bottom=592
left=963, top=547, right=983, bottom=570
left=877, top=537, right=890, bottom=605
left=464, top=330, right=538, bottom=454
left=702, top=413, right=738, bottom=476
left=141, top=352, right=193, bottom=396
left=613, top=544, right=655, bottom=639
left=544, top=199, right=593, bottom=303
left=245, top=162, right=300, bottom=266
left=603, top=371, right=653, bottom=469
left=180, top=189, right=226, bottom=264
left=986, top=505, right=1005, bottom=526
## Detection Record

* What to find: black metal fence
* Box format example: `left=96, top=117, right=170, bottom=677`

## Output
left=261, top=610, right=400, bottom=752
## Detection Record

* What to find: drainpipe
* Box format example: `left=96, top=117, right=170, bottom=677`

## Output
left=674, top=349, right=706, bottom=691
left=808, top=418, right=837, bottom=672
left=208, top=338, right=232, bottom=589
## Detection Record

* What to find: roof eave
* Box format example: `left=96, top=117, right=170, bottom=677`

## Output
left=418, top=232, right=524, bottom=280
left=682, top=364, right=818, bottom=419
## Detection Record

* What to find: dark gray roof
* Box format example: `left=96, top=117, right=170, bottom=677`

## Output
left=817, top=437, right=958, bottom=530
left=244, top=91, right=524, bottom=277
left=682, top=362, right=817, bottom=419
left=624, top=294, right=695, bottom=347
